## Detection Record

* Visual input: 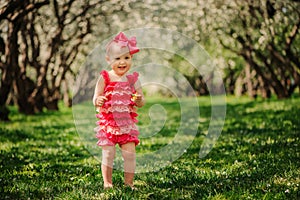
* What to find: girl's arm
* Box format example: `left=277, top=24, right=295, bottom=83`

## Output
left=93, top=76, right=107, bottom=107
left=133, top=80, right=145, bottom=107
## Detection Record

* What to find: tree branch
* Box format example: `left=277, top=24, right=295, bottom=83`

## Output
left=0, top=0, right=49, bottom=21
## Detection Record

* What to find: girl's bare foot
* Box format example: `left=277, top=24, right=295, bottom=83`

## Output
left=104, top=184, right=113, bottom=190
left=124, top=184, right=137, bottom=191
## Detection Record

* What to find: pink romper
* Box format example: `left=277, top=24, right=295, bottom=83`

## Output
left=94, top=70, right=140, bottom=146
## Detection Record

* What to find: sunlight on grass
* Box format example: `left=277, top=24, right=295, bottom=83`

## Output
left=0, top=96, right=299, bottom=199
left=0, top=141, right=16, bottom=151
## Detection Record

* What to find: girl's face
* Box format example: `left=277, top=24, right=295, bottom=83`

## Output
left=106, top=43, right=133, bottom=76
left=109, top=52, right=132, bottom=77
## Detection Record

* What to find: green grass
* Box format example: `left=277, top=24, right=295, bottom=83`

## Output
left=0, top=96, right=299, bottom=199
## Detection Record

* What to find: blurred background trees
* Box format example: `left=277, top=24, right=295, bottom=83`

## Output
left=0, top=0, right=299, bottom=120
left=0, top=0, right=105, bottom=120
left=214, top=0, right=300, bottom=99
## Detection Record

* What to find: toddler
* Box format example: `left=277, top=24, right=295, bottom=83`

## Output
left=93, top=32, right=145, bottom=189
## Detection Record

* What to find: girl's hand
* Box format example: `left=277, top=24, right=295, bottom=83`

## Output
left=132, top=93, right=144, bottom=107
left=95, top=96, right=108, bottom=107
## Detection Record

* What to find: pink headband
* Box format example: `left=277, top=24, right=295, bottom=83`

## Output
left=108, top=32, right=139, bottom=55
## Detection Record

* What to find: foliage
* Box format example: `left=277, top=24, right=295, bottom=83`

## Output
left=0, top=96, right=299, bottom=199
left=0, top=0, right=105, bottom=118
left=1, top=0, right=299, bottom=120
left=212, top=0, right=300, bottom=98
left=87, top=0, right=300, bottom=99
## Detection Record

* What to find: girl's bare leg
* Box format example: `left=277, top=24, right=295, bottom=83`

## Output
left=120, top=142, right=136, bottom=187
left=101, top=145, right=116, bottom=189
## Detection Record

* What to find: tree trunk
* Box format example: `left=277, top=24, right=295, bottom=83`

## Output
left=0, top=105, right=10, bottom=121
left=14, top=75, right=36, bottom=114
left=63, top=80, right=72, bottom=107
left=45, top=99, right=59, bottom=110
left=44, top=88, right=60, bottom=111
left=258, top=76, right=271, bottom=99
left=234, top=74, right=243, bottom=97
left=0, top=20, right=20, bottom=120
left=245, top=62, right=255, bottom=98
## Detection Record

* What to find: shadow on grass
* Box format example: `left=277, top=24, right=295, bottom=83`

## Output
left=1, top=97, right=299, bottom=199
left=0, top=119, right=98, bottom=199
left=170, top=98, right=300, bottom=199
left=0, top=128, right=37, bottom=143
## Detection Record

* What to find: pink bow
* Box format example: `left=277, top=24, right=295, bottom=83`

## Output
left=113, top=32, right=139, bottom=55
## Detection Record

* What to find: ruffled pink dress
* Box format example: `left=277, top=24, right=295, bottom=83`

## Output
left=94, top=70, right=140, bottom=146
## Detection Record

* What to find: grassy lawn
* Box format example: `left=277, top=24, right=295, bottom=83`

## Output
left=0, top=96, right=299, bottom=199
